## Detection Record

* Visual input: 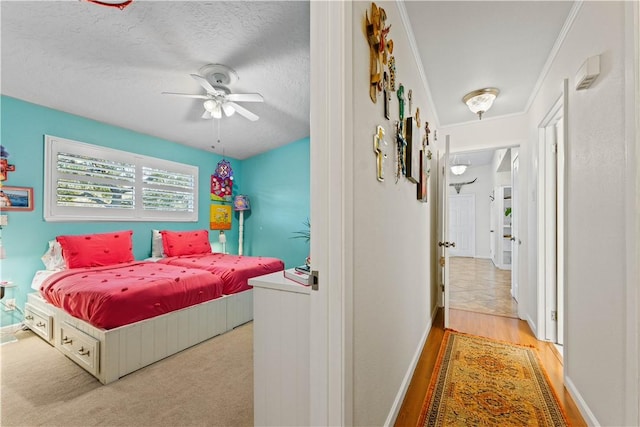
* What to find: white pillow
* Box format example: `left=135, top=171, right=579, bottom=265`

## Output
left=151, top=229, right=165, bottom=258
left=31, top=270, right=61, bottom=291
left=41, top=240, right=66, bottom=270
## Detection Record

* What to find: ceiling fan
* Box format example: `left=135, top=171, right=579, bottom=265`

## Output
left=162, top=64, right=263, bottom=121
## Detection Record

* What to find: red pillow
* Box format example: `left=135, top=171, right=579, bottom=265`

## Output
left=161, top=229, right=211, bottom=257
left=57, top=230, right=134, bottom=269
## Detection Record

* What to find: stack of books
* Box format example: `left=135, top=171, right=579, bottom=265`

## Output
left=284, top=265, right=311, bottom=286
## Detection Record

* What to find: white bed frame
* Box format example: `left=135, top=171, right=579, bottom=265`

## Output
left=25, top=289, right=253, bottom=384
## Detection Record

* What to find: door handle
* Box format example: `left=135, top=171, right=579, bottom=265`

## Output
left=438, top=241, right=456, bottom=248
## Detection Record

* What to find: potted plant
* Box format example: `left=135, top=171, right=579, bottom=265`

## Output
left=291, top=219, right=311, bottom=268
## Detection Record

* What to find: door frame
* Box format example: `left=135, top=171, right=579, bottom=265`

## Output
left=536, top=79, right=568, bottom=345
left=309, top=2, right=352, bottom=425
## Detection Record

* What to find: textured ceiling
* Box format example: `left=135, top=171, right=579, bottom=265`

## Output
left=1, top=1, right=310, bottom=160
left=1, top=1, right=575, bottom=159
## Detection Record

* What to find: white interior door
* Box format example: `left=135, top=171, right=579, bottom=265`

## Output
left=537, top=80, right=567, bottom=346
left=448, top=194, right=475, bottom=257
left=511, top=152, right=520, bottom=302
left=438, top=137, right=451, bottom=327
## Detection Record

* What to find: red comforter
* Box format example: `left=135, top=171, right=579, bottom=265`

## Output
left=41, top=262, right=224, bottom=329
left=158, top=253, right=284, bottom=295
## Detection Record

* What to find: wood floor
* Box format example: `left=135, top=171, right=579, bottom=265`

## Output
left=449, top=257, right=517, bottom=318
left=394, top=308, right=586, bottom=427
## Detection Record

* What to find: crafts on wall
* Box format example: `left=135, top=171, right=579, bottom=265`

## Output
left=365, top=2, right=393, bottom=104
left=404, top=117, right=419, bottom=184
left=417, top=121, right=432, bottom=202
left=210, top=159, right=233, bottom=202
left=373, top=125, right=388, bottom=182
left=209, top=204, right=232, bottom=230
left=0, top=145, right=15, bottom=182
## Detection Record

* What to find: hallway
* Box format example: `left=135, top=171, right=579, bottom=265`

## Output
left=394, top=309, right=585, bottom=426
left=449, top=256, right=517, bottom=318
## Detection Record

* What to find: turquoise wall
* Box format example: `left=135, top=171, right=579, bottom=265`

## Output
left=241, top=138, right=310, bottom=268
left=0, top=96, right=242, bottom=326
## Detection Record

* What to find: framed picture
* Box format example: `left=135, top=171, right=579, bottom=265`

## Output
left=209, top=204, right=232, bottom=230
left=0, top=186, right=34, bottom=211
left=417, top=150, right=430, bottom=203
left=404, top=117, right=420, bottom=183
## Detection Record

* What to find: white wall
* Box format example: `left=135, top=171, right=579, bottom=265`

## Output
left=525, top=3, right=632, bottom=425
left=439, top=3, right=638, bottom=424
left=448, top=164, right=492, bottom=258
left=351, top=2, right=436, bottom=425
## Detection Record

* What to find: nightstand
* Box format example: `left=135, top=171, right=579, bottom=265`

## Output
left=0, top=281, right=18, bottom=345
left=0, top=280, right=15, bottom=300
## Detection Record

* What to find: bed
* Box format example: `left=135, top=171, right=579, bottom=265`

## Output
left=25, top=229, right=283, bottom=384
left=157, top=253, right=285, bottom=295
left=39, top=261, right=225, bottom=329
left=154, top=229, right=285, bottom=328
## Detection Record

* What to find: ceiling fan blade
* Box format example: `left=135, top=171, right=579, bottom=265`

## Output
left=201, top=110, right=212, bottom=119
left=226, top=102, right=259, bottom=121
left=222, top=103, right=236, bottom=117
left=162, top=92, right=209, bottom=99
left=190, top=74, right=221, bottom=95
left=226, top=93, right=264, bottom=103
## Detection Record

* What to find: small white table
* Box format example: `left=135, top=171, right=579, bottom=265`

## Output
left=249, top=271, right=310, bottom=426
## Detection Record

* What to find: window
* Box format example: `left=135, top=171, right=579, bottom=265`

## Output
left=44, top=135, right=198, bottom=222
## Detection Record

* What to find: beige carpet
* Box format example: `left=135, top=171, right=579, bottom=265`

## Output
left=0, top=322, right=253, bottom=426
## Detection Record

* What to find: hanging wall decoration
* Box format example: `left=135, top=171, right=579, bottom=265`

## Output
left=210, top=204, right=232, bottom=230
left=0, top=146, right=15, bottom=182
left=210, top=159, right=234, bottom=202
left=388, top=56, right=396, bottom=91
left=418, top=121, right=433, bottom=202
left=365, top=2, right=392, bottom=104
left=405, top=117, right=419, bottom=184
left=373, top=125, right=388, bottom=182
left=395, top=120, right=407, bottom=182
left=397, top=84, right=405, bottom=121
left=417, top=149, right=432, bottom=202
left=383, top=72, right=391, bottom=120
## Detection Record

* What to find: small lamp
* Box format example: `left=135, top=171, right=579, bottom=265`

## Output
left=218, top=230, right=227, bottom=254
left=233, top=195, right=250, bottom=256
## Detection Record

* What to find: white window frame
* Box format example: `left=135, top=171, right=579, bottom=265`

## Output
left=44, top=135, right=198, bottom=222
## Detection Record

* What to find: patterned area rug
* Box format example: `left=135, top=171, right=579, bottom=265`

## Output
left=418, top=330, right=569, bottom=426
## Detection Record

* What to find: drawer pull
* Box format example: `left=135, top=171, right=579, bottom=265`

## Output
left=36, top=321, right=46, bottom=327
left=62, top=336, right=73, bottom=345
left=77, top=347, right=90, bottom=356
left=25, top=315, right=34, bottom=321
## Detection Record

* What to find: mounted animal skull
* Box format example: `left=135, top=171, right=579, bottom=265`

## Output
left=450, top=177, right=477, bottom=194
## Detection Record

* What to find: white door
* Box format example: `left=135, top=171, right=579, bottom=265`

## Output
left=438, top=137, right=451, bottom=327
left=511, top=152, right=520, bottom=302
left=449, top=194, right=475, bottom=257
left=537, top=80, right=567, bottom=346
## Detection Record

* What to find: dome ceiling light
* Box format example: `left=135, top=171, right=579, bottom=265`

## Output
left=463, top=88, right=499, bottom=120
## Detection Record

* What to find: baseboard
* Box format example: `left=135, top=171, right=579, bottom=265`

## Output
left=526, top=314, right=539, bottom=339
left=384, top=307, right=437, bottom=427
left=0, top=322, right=22, bottom=334
left=565, top=375, right=600, bottom=426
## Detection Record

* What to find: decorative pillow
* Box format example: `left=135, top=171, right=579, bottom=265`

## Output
left=151, top=229, right=165, bottom=258
left=56, top=230, right=134, bottom=269
left=161, top=229, right=211, bottom=257
left=41, top=240, right=66, bottom=270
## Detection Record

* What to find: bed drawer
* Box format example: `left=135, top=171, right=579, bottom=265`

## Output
left=58, top=322, right=100, bottom=376
left=24, top=303, right=53, bottom=343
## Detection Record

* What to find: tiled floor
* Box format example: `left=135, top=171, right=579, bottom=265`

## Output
left=449, top=257, right=518, bottom=318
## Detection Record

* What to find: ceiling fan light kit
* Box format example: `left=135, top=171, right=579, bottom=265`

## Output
left=463, top=87, right=499, bottom=120
left=163, top=63, right=263, bottom=121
